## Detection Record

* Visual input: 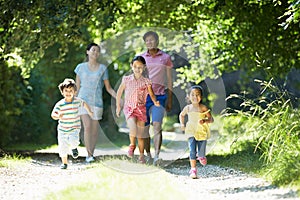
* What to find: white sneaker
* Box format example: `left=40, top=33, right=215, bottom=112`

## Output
left=153, top=155, right=162, bottom=166
left=85, top=156, right=95, bottom=163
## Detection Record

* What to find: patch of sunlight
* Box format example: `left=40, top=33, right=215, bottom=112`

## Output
left=45, top=159, right=186, bottom=200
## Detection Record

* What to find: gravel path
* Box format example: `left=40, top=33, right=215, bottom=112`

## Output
left=164, top=159, right=299, bottom=200
left=0, top=153, right=298, bottom=200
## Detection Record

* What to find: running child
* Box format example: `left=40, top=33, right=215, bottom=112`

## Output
left=179, top=85, right=214, bottom=178
left=116, top=56, right=160, bottom=163
left=51, top=78, right=93, bottom=169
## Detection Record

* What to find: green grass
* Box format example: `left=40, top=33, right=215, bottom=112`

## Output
left=0, top=154, right=30, bottom=168
left=44, top=159, right=186, bottom=200
left=216, top=89, right=300, bottom=194
left=208, top=144, right=264, bottom=175
left=3, top=143, right=53, bottom=151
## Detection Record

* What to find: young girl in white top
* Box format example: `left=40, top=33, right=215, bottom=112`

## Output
left=179, top=85, right=214, bottom=178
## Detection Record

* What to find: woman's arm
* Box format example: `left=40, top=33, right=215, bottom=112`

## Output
left=75, top=75, right=81, bottom=97
left=166, top=67, right=173, bottom=112
left=116, top=83, right=125, bottom=117
left=104, top=79, right=117, bottom=99
left=83, top=101, right=94, bottom=118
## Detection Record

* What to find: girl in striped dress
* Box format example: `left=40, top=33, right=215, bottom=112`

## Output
left=116, top=56, right=160, bottom=163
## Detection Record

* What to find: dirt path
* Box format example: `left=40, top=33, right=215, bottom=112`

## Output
left=0, top=153, right=298, bottom=200
left=1, top=132, right=299, bottom=200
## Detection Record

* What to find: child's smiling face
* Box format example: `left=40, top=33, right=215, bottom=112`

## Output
left=62, top=87, right=76, bottom=102
left=131, top=60, right=145, bottom=79
left=189, top=88, right=202, bottom=104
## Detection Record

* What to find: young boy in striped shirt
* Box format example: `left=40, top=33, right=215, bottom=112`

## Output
left=51, top=78, right=93, bottom=169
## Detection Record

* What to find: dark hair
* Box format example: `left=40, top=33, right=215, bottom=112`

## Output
left=131, top=55, right=149, bottom=78
left=58, top=78, right=77, bottom=94
left=143, top=31, right=159, bottom=42
left=85, top=42, right=100, bottom=61
left=190, top=85, right=203, bottom=96
left=131, top=55, right=146, bottom=65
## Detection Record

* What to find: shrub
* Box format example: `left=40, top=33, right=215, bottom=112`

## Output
left=224, top=78, right=300, bottom=187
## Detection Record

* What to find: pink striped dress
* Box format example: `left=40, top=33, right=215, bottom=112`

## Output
left=122, top=74, right=151, bottom=122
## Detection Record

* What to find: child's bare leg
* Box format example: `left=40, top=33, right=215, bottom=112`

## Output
left=126, top=118, right=137, bottom=158
left=129, top=135, right=136, bottom=146
left=190, top=159, right=196, bottom=168
left=137, top=120, right=145, bottom=162
left=59, top=156, right=68, bottom=169
left=61, top=156, right=68, bottom=165
left=127, top=118, right=137, bottom=145
left=137, top=138, right=144, bottom=157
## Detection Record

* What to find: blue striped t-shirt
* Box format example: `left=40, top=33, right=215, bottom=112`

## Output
left=51, top=97, right=84, bottom=133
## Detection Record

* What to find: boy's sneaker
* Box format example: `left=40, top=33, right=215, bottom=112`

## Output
left=127, top=144, right=136, bottom=158
left=85, top=156, right=95, bottom=163
left=60, top=164, right=67, bottom=169
left=198, top=157, right=207, bottom=166
left=71, top=148, right=79, bottom=159
left=189, top=168, right=197, bottom=179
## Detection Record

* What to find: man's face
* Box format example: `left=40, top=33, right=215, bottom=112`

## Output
left=144, top=35, right=158, bottom=50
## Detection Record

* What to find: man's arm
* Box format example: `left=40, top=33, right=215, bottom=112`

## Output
left=166, top=67, right=173, bottom=112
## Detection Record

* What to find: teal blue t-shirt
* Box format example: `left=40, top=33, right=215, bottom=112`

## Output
left=74, top=62, right=108, bottom=108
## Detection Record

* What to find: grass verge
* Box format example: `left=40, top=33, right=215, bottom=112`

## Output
left=0, top=154, right=30, bottom=168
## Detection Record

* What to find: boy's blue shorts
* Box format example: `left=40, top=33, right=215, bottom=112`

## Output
left=145, top=94, right=167, bottom=126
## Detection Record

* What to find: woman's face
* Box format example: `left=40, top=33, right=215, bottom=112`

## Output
left=87, top=45, right=100, bottom=60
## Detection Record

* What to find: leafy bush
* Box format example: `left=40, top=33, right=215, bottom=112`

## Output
left=224, top=78, right=300, bottom=187
left=0, top=61, right=30, bottom=147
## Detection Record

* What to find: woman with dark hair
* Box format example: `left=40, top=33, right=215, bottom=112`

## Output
left=74, top=43, right=116, bottom=163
